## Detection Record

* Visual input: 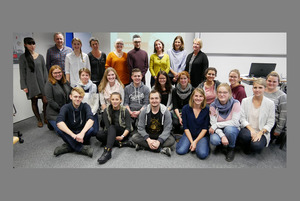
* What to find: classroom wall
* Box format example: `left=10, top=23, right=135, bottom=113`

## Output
left=13, top=32, right=287, bottom=123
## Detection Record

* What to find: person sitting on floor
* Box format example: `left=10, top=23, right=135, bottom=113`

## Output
left=96, top=92, right=134, bottom=165
left=54, top=87, right=94, bottom=158
left=131, top=90, right=175, bottom=157
left=176, top=88, right=210, bottom=160
left=209, top=83, right=241, bottom=162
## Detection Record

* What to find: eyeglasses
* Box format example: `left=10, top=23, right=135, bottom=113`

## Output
left=53, top=72, right=62, bottom=75
left=218, top=91, right=229, bottom=95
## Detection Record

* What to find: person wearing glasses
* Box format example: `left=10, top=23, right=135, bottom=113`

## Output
left=127, top=34, right=148, bottom=84
left=209, top=83, right=241, bottom=162
left=44, top=65, right=72, bottom=133
left=106, top=39, right=130, bottom=86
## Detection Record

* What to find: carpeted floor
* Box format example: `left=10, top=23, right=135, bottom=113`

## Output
left=13, top=116, right=286, bottom=168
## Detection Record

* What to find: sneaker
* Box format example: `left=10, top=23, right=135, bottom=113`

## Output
left=98, top=147, right=112, bottom=164
left=54, top=143, right=73, bottom=156
left=80, top=145, right=93, bottom=158
left=161, top=147, right=171, bottom=157
left=225, top=147, right=235, bottom=162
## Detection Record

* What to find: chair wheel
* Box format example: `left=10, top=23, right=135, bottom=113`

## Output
left=19, top=138, right=24, bottom=143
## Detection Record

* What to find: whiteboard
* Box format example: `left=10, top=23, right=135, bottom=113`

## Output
left=201, top=32, right=286, bottom=55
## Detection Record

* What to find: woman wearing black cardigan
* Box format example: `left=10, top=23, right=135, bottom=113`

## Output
left=185, top=38, right=209, bottom=88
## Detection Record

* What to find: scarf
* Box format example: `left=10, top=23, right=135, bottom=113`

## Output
left=103, top=80, right=122, bottom=102
left=211, top=97, right=238, bottom=119
left=77, top=79, right=94, bottom=99
left=176, top=83, right=193, bottom=100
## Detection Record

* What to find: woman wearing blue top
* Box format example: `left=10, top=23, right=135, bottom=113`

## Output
left=176, top=88, right=210, bottom=159
left=167, top=36, right=187, bottom=85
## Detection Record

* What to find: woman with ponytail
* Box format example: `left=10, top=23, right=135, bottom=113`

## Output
left=19, top=37, right=48, bottom=127
left=65, top=37, right=91, bottom=87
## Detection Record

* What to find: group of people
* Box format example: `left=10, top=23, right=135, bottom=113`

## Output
left=19, top=32, right=287, bottom=165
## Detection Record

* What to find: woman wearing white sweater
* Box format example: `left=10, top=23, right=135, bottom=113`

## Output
left=75, top=68, right=99, bottom=135
left=238, top=78, right=275, bottom=154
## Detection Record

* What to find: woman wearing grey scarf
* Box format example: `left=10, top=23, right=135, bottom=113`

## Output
left=172, top=71, right=194, bottom=136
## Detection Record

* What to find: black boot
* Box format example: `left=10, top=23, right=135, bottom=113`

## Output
left=226, top=147, right=235, bottom=162
left=119, top=140, right=134, bottom=148
left=98, top=147, right=112, bottom=164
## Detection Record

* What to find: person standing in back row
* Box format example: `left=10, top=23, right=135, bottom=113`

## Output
left=46, top=32, right=72, bottom=72
left=185, top=38, right=209, bottom=88
left=127, top=34, right=149, bottom=84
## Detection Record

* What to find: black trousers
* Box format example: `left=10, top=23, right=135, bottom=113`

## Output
left=96, top=125, right=129, bottom=148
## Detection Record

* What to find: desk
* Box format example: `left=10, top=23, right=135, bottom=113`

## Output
left=241, top=77, right=287, bottom=85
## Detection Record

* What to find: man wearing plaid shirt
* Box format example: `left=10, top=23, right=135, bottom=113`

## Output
left=46, top=32, right=72, bottom=72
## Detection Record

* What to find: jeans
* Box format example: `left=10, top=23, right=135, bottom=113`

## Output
left=131, top=133, right=175, bottom=151
left=210, top=126, right=240, bottom=148
left=57, top=127, right=94, bottom=152
left=92, top=114, right=99, bottom=136
left=238, top=128, right=267, bottom=154
left=176, top=133, right=210, bottom=159
left=48, top=120, right=60, bottom=135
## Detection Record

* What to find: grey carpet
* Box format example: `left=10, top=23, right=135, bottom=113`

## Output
left=13, top=116, right=286, bottom=168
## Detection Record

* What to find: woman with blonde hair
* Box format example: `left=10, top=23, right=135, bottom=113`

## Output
left=44, top=65, right=72, bottom=132
left=176, top=88, right=210, bottom=159
left=65, top=37, right=91, bottom=87
left=238, top=78, right=275, bottom=154
left=98, top=67, right=124, bottom=112
left=96, top=92, right=134, bottom=164
left=185, top=38, right=209, bottom=88
left=209, top=83, right=241, bottom=162
left=105, top=39, right=130, bottom=85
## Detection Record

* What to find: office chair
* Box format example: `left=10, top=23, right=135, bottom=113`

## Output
left=13, top=104, right=24, bottom=144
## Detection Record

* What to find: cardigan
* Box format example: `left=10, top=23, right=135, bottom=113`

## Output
left=264, top=90, right=287, bottom=133
left=149, top=53, right=170, bottom=77
left=105, top=52, right=130, bottom=85
left=44, top=80, right=72, bottom=121
left=185, top=51, right=209, bottom=88
left=88, top=51, right=106, bottom=83
left=240, top=96, right=275, bottom=146
left=19, top=54, right=48, bottom=99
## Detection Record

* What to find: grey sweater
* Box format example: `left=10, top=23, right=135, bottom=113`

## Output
left=264, top=90, right=287, bottom=133
left=137, top=104, right=172, bottom=144
left=124, top=82, right=150, bottom=111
